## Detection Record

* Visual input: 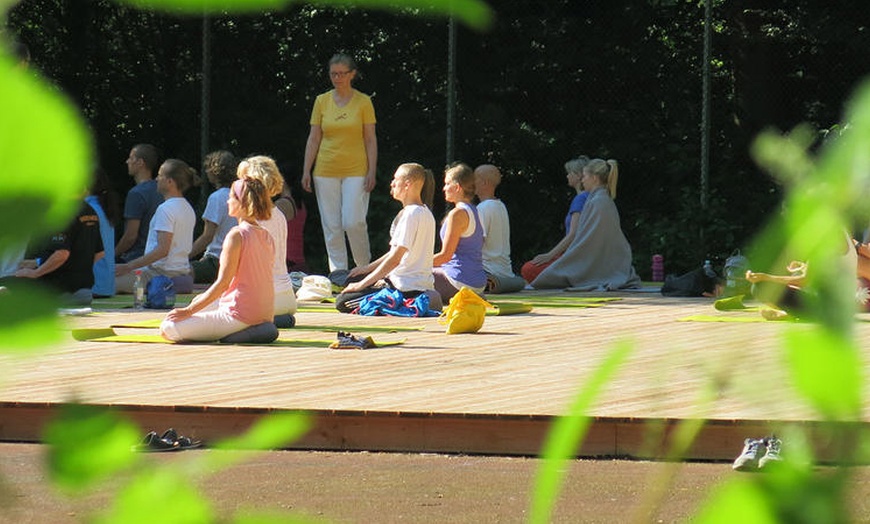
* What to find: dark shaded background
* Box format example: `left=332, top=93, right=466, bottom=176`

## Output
left=8, top=0, right=870, bottom=277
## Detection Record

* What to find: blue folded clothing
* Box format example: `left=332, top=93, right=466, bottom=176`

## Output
left=355, top=288, right=440, bottom=317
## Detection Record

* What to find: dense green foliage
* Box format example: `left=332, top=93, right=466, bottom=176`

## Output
left=6, top=0, right=870, bottom=275
left=3, top=0, right=870, bottom=522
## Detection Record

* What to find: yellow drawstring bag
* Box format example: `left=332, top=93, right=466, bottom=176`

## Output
left=438, top=286, right=492, bottom=334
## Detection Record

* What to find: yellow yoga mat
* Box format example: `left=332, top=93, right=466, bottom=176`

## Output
left=487, top=302, right=533, bottom=315
left=108, top=318, right=424, bottom=332
left=71, top=328, right=406, bottom=347
left=677, top=314, right=794, bottom=323
left=713, top=295, right=760, bottom=312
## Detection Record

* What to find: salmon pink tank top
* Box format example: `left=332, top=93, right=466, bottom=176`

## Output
left=220, top=221, right=275, bottom=325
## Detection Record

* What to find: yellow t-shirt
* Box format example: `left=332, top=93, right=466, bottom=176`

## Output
left=310, top=89, right=377, bottom=178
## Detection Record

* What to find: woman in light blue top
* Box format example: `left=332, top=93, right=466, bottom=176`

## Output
left=521, top=155, right=590, bottom=283
left=531, top=158, right=641, bottom=291
left=191, top=150, right=240, bottom=283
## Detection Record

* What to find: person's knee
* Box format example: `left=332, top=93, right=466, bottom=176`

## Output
left=334, top=293, right=355, bottom=313
left=192, top=257, right=218, bottom=284
left=171, top=274, right=194, bottom=294
left=433, top=277, right=458, bottom=303
left=425, top=289, right=443, bottom=312
left=520, top=262, right=539, bottom=284
left=159, top=320, right=180, bottom=342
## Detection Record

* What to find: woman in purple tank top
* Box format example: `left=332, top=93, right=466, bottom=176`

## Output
left=433, top=163, right=486, bottom=302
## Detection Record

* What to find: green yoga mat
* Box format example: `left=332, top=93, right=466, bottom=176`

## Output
left=71, top=328, right=406, bottom=347
left=296, top=301, right=535, bottom=316
left=713, top=295, right=760, bottom=312
left=488, top=294, right=620, bottom=304
left=91, top=294, right=196, bottom=309
left=109, top=318, right=424, bottom=332
left=291, top=302, right=535, bottom=316
left=488, top=302, right=533, bottom=315
left=297, top=305, right=341, bottom=312
left=677, top=314, right=794, bottom=323
left=484, top=296, right=620, bottom=309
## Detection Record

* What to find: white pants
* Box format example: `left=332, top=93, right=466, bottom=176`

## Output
left=275, top=286, right=297, bottom=316
left=160, top=303, right=249, bottom=342
left=313, top=175, right=371, bottom=272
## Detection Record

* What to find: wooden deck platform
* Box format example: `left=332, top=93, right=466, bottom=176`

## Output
left=1, top=290, right=868, bottom=461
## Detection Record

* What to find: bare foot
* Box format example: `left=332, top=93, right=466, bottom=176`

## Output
left=761, top=307, right=790, bottom=321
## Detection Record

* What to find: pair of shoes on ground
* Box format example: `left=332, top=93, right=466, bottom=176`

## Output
left=134, top=428, right=203, bottom=452
left=732, top=435, right=782, bottom=471
left=329, top=331, right=376, bottom=350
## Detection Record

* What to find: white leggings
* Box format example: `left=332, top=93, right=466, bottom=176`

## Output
left=160, top=303, right=248, bottom=342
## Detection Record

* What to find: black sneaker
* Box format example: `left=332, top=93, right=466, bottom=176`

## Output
left=133, top=431, right=179, bottom=452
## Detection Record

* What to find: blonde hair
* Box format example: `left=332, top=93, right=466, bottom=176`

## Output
left=238, top=155, right=283, bottom=198
left=584, top=158, right=619, bottom=199
left=396, top=163, right=434, bottom=209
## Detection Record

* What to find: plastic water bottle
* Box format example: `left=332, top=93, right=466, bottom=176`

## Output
left=651, top=254, right=664, bottom=282
left=703, top=259, right=716, bottom=278
left=133, top=270, right=146, bottom=310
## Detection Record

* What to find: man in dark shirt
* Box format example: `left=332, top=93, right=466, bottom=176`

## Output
left=4, top=202, right=104, bottom=303
left=115, top=143, right=162, bottom=262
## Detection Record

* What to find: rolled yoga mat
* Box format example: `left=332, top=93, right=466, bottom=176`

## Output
left=485, top=274, right=527, bottom=294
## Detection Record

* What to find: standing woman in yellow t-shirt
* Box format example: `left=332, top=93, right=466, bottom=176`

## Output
left=302, top=53, right=378, bottom=281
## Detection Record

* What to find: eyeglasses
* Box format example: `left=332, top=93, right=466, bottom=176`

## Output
left=329, top=70, right=352, bottom=78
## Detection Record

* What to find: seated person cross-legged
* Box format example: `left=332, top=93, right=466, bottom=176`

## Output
left=0, top=200, right=104, bottom=305
left=240, top=156, right=299, bottom=328
left=160, top=177, right=276, bottom=343
left=521, top=155, right=591, bottom=284
left=432, top=162, right=487, bottom=303
left=530, top=158, right=641, bottom=291
left=745, top=261, right=810, bottom=320
left=335, top=163, right=443, bottom=314
left=473, top=164, right=526, bottom=294
left=190, top=150, right=240, bottom=284
left=115, top=159, right=198, bottom=295
left=747, top=232, right=870, bottom=320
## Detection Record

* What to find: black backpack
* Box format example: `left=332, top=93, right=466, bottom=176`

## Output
left=661, top=266, right=718, bottom=297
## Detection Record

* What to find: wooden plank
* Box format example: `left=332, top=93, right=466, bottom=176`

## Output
left=1, top=292, right=869, bottom=460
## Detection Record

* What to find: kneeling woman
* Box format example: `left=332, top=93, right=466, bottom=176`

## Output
left=160, top=177, right=275, bottom=342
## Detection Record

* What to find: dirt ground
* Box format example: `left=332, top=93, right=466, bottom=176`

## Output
left=2, top=444, right=870, bottom=523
